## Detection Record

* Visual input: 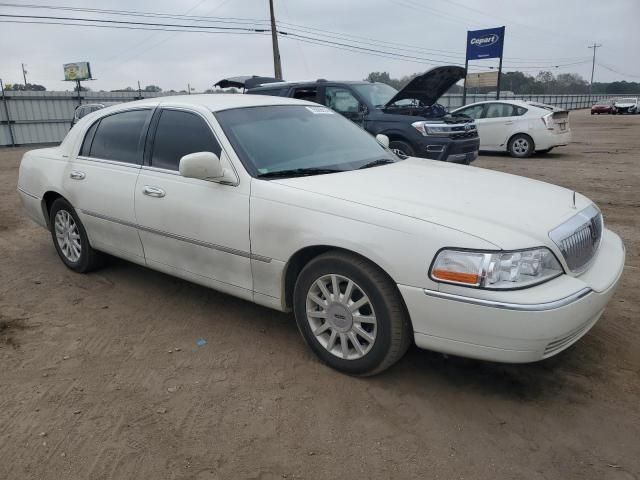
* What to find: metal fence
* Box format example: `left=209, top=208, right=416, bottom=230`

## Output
left=0, top=90, right=180, bottom=146
left=0, top=90, right=631, bottom=147
left=438, top=93, right=621, bottom=111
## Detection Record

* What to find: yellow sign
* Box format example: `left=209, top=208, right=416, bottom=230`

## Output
left=466, top=71, right=499, bottom=88
left=63, top=62, right=92, bottom=81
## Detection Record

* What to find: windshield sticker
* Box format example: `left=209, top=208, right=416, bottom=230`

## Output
left=306, top=106, right=334, bottom=115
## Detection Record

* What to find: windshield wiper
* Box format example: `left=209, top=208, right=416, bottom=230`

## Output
left=257, top=167, right=343, bottom=179
left=358, top=158, right=396, bottom=169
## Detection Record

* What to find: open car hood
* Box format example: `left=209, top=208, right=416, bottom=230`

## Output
left=385, top=66, right=466, bottom=108
left=214, top=75, right=281, bottom=89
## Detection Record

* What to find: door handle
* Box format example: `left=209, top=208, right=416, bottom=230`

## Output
left=69, top=170, right=85, bottom=180
left=142, top=185, right=166, bottom=198
left=504, top=121, right=514, bottom=125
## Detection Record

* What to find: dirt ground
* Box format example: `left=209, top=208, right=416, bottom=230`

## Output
left=1, top=109, right=639, bottom=480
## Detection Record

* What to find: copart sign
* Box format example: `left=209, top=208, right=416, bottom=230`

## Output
left=466, top=27, right=505, bottom=60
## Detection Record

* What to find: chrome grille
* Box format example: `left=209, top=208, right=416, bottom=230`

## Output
left=549, top=205, right=603, bottom=272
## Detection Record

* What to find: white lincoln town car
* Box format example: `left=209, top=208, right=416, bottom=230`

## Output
left=17, top=95, right=625, bottom=375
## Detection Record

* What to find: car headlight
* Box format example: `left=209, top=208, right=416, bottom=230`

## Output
left=411, top=121, right=451, bottom=136
left=429, top=248, right=563, bottom=290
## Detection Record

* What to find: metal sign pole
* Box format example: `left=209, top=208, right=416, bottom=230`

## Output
left=496, top=55, right=503, bottom=100
left=462, top=58, right=468, bottom=106
left=0, top=78, right=16, bottom=146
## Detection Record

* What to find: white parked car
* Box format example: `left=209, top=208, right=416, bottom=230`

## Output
left=452, top=100, right=572, bottom=157
left=17, top=95, right=625, bottom=375
left=613, top=97, right=639, bottom=114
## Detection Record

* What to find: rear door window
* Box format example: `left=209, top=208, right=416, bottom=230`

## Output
left=291, top=86, right=318, bottom=102
left=150, top=109, right=222, bottom=171
left=88, top=109, right=150, bottom=164
left=484, top=103, right=516, bottom=118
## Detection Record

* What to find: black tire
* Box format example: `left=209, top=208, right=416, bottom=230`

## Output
left=590, top=111, right=594, bottom=115
left=49, top=197, right=103, bottom=273
left=293, top=251, right=411, bottom=376
left=507, top=133, right=535, bottom=158
left=388, top=140, right=416, bottom=158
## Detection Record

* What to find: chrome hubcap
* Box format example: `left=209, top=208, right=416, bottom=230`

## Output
left=306, top=274, right=377, bottom=360
left=513, top=138, right=529, bottom=155
left=54, top=210, right=81, bottom=262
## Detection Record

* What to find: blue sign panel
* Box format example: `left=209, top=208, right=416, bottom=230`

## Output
left=466, top=26, right=505, bottom=60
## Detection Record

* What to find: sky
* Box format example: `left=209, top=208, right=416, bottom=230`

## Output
left=0, top=0, right=638, bottom=92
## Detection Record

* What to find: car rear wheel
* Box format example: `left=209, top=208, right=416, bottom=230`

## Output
left=49, top=198, right=103, bottom=273
left=388, top=140, right=415, bottom=158
left=293, top=251, right=411, bottom=376
left=508, top=134, right=534, bottom=158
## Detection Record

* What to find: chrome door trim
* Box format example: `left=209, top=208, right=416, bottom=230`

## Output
left=79, top=209, right=271, bottom=263
left=76, top=155, right=142, bottom=169
left=422, top=287, right=592, bottom=311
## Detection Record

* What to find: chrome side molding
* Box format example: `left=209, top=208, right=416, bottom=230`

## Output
left=423, top=287, right=592, bottom=311
left=80, top=209, right=272, bottom=263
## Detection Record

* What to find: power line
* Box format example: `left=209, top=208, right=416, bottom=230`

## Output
left=0, top=15, right=599, bottom=72
left=596, top=62, right=640, bottom=79
left=0, top=19, right=269, bottom=35
left=0, top=13, right=269, bottom=32
left=0, top=2, right=596, bottom=65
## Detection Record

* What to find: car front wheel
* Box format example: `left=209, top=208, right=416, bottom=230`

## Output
left=508, top=134, right=535, bottom=158
left=49, top=198, right=103, bottom=273
left=388, top=140, right=415, bottom=158
left=293, top=251, right=411, bottom=376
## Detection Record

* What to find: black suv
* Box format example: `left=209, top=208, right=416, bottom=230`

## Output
left=216, top=67, right=479, bottom=164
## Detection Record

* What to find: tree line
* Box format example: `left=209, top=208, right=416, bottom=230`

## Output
left=365, top=70, right=640, bottom=95
left=3, top=72, right=639, bottom=95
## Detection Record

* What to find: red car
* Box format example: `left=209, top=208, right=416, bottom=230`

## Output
left=591, top=100, right=617, bottom=115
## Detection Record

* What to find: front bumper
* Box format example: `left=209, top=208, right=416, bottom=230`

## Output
left=416, top=136, right=480, bottom=164
left=399, top=229, right=625, bottom=363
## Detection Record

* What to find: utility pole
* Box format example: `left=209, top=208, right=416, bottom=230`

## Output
left=269, top=0, right=283, bottom=80
left=588, top=42, right=602, bottom=101
left=21, top=63, right=28, bottom=86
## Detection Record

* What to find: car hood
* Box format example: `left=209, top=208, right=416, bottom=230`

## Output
left=385, top=66, right=466, bottom=108
left=272, top=158, right=592, bottom=250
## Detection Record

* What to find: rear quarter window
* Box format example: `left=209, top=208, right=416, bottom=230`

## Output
left=85, top=109, right=150, bottom=164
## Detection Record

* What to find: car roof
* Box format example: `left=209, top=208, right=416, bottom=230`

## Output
left=455, top=99, right=531, bottom=108
left=95, top=93, right=315, bottom=113
left=249, top=80, right=373, bottom=90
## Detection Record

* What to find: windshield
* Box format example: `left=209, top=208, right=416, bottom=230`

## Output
left=215, top=105, right=396, bottom=177
left=352, top=83, right=399, bottom=108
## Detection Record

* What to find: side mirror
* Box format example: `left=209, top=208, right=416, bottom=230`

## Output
left=179, top=151, right=224, bottom=180
left=375, top=134, right=390, bottom=148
